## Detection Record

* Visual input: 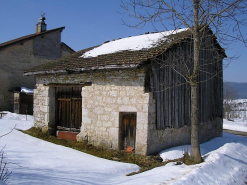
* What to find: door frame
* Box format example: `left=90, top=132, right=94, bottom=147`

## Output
left=44, top=83, right=92, bottom=135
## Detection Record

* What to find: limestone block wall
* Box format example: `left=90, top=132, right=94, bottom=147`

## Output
left=33, top=84, right=49, bottom=128
left=34, top=72, right=91, bottom=129
left=34, top=68, right=151, bottom=155
left=79, top=69, right=151, bottom=154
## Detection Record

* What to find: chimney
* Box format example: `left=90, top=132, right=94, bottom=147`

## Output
left=36, top=16, right=47, bottom=34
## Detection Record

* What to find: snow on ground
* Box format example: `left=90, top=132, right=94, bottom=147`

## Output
left=223, top=118, right=247, bottom=132
left=81, top=28, right=187, bottom=58
left=0, top=112, right=247, bottom=185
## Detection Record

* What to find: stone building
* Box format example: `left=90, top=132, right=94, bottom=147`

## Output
left=0, top=16, right=74, bottom=112
left=24, top=27, right=225, bottom=155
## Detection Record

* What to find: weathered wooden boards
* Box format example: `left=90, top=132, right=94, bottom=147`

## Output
left=150, top=34, right=223, bottom=129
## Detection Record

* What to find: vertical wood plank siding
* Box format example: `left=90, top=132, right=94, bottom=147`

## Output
left=55, top=86, right=82, bottom=129
left=150, top=33, right=223, bottom=129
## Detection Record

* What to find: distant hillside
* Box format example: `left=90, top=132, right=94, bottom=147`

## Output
left=224, top=82, right=247, bottom=99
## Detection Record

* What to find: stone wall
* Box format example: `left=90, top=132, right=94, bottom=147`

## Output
left=0, top=39, right=48, bottom=111
left=34, top=68, right=223, bottom=156
left=0, top=31, right=73, bottom=111
left=79, top=69, right=152, bottom=154
left=33, top=84, right=49, bottom=128
left=61, top=43, right=75, bottom=58
left=147, top=117, right=223, bottom=155
left=33, top=30, right=62, bottom=59
left=34, top=68, right=151, bottom=154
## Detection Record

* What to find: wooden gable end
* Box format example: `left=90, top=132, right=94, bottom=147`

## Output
left=150, top=32, right=223, bottom=129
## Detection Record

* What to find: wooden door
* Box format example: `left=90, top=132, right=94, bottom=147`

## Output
left=56, top=87, right=82, bottom=131
left=18, top=93, right=33, bottom=115
left=120, top=112, right=137, bottom=150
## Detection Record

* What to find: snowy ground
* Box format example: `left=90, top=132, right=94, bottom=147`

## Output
left=223, top=118, right=247, bottom=132
left=0, top=112, right=247, bottom=185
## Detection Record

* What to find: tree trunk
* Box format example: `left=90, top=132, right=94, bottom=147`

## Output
left=190, top=0, right=202, bottom=163
left=190, top=84, right=202, bottom=163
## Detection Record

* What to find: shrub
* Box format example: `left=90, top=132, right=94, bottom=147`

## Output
left=0, top=150, right=11, bottom=184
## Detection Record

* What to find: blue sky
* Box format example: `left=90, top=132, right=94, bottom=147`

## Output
left=0, top=0, right=246, bottom=83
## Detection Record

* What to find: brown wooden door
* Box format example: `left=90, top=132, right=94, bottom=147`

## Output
left=56, top=87, right=82, bottom=130
left=121, top=113, right=137, bottom=150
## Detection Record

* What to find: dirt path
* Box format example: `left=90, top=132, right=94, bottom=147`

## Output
left=223, top=129, right=247, bottom=137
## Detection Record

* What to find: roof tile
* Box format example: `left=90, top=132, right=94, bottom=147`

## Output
left=24, top=29, right=195, bottom=75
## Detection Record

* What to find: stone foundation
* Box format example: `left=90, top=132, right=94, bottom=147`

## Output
left=147, top=117, right=223, bottom=155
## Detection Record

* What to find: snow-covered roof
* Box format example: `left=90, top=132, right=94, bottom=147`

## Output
left=81, top=28, right=187, bottom=58
left=25, top=27, right=225, bottom=76
left=21, top=87, right=34, bottom=94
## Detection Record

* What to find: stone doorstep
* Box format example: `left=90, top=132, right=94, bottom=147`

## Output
left=57, top=131, right=79, bottom=141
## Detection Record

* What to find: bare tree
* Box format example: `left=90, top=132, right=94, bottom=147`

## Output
left=0, top=150, right=12, bottom=184
left=121, top=0, right=247, bottom=163
left=223, top=83, right=236, bottom=120
left=0, top=127, right=15, bottom=184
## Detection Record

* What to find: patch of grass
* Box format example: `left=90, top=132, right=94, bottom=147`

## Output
left=180, top=152, right=204, bottom=165
left=22, top=127, right=200, bottom=175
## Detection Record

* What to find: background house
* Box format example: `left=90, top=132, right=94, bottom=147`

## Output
left=0, top=16, right=74, bottom=113
left=24, top=28, right=224, bottom=155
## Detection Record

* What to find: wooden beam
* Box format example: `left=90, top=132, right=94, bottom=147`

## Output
left=44, top=82, right=92, bottom=87
left=57, top=126, right=80, bottom=132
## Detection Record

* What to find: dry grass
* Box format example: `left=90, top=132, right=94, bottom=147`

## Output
left=23, top=127, right=197, bottom=175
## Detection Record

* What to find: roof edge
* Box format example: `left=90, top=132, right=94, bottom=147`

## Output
left=0, top=26, right=65, bottom=49
left=24, top=70, right=68, bottom=76
left=23, top=64, right=140, bottom=76
left=61, top=42, right=75, bottom=52
left=79, top=64, right=140, bottom=71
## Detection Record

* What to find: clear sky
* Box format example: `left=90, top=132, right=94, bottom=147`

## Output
left=0, top=0, right=246, bottom=83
